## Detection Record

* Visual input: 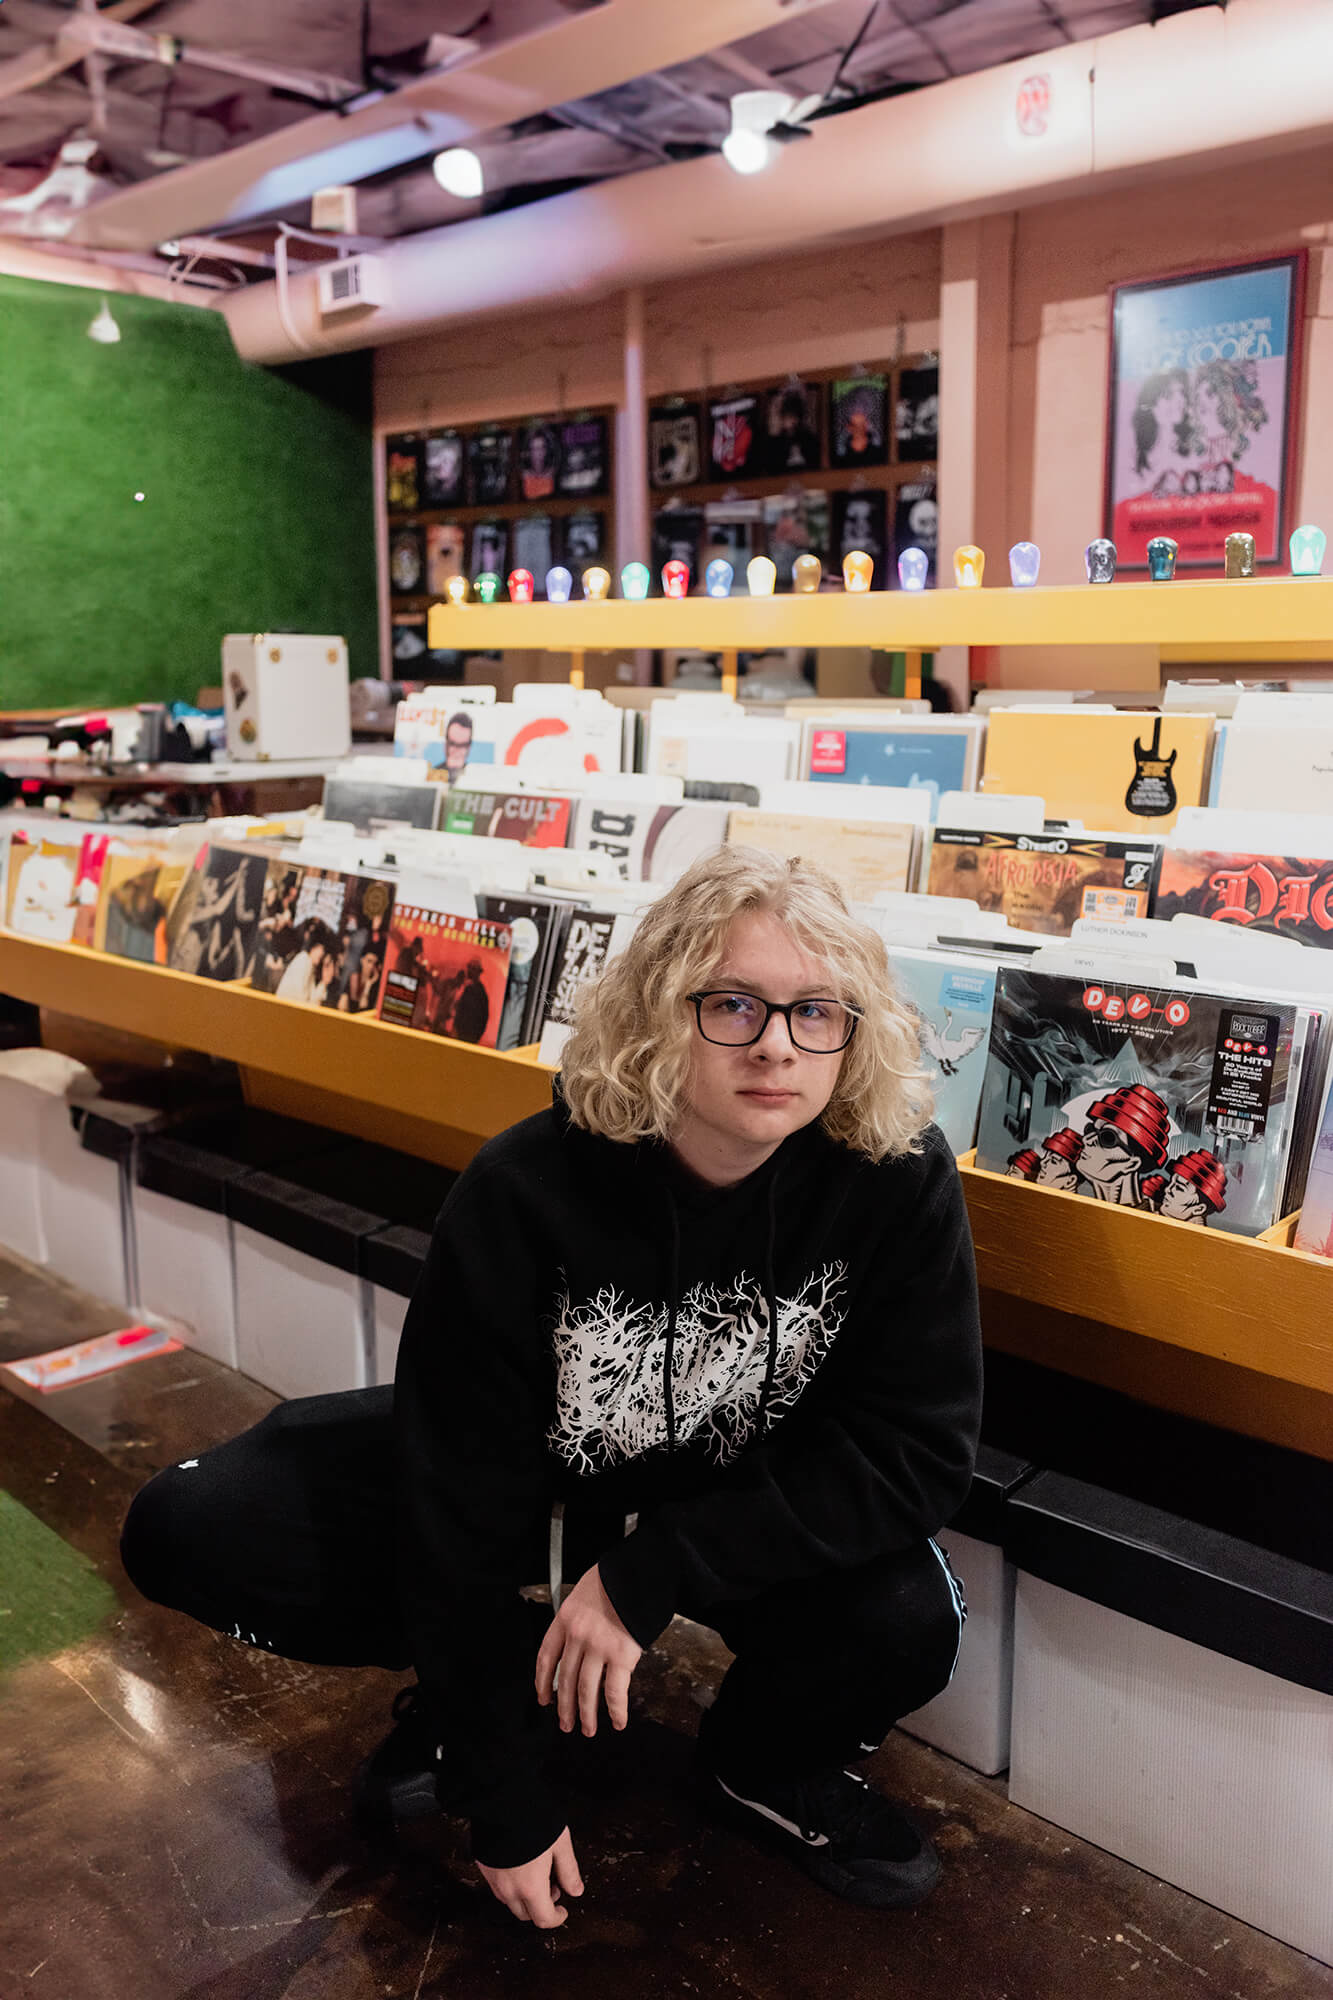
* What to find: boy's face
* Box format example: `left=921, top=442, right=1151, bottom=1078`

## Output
left=672, top=911, right=846, bottom=1182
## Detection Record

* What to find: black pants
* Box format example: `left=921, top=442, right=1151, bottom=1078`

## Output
left=120, top=1388, right=966, bottom=1783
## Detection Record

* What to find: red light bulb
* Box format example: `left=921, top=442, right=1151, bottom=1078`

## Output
left=662, top=560, right=690, bottom=599
left=507, top=568, right=535, bottom=603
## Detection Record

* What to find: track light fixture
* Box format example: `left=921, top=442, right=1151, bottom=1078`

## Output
left=432, top=147, right=484, bottom=199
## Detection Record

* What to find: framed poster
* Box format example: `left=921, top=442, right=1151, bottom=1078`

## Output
left=1105, top=253, right=1306, bottom=571
left=762, top=379, right=822, bottom=476
left=895, top=365, right=938, bottom=463
left=893, top=472, right=938, bottom=586
left=389, top=523, right=425, bottom=596
left=561, top=509, right=607, bottom=571
left=708, top=393, right=761, bottom=481
left=467, top=428, right=513, bottom=506
left=649, top=401, right=701, bottom=488
left=557, top=415, right=608, bottom=498
left=833, top=488, right=888, bottom=588
left=830, top=374, right=888, bottom=468
left=421, top=429, right=466, bottom=507
left=518, top=421, right=561, bottom=501
left=385, top=435, right=422, bottom=511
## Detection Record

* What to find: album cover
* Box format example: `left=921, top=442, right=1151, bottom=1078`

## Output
left=709, top=392, right=761, bottom=481
left=895, top=366, right=939, bottom=463
left=928, top=828, right=1162, bottom=936
left=651, top=507, right=703, bottom=585
left=378, top=907, right=512, bottom=1047
left=1294, top=1070, right=1333, bottom=1256
left=3, top=831, right=81, bottom=943
left=96, top=849, right=176, bottom=964
left=804, top=719, right=983, bottom=817
left=762, top=380, right=823, bottom=476
left=975, top=965, right=1302, bottom=1237
left=980, top=710, right=1213, bottom=834
left=833, top=488, right=888, bottom=587
left=421, top=429, right=466, bottom=507
left=443, top=787, right=572, bottom=847
left=893, top=473, right=939, bottom=584
left=1154, top=848, right=1333, bottom=947
left=390, top=525, right=425, bottom=596
left=512, top=513, right=555, bottom=586
left=557, top=415, right=608, bottom=497
left=830, top=374, right=888, bottom=468
left=478, top=892, right=566, bottom=1050
left=561, top=510, right=607, bottom=570
left=518, top=420, right=561, bottom=501
left=541, top=910, right=621, bottom=1039
left=467, top=428, right=513, bottom=506
left=888, top=945, right=998, bottom=1156
left=252, top=862, right=396, bottom=1012
left=70, top=833, right=111, bottom=949
left=425, top=523, right=465, bottom=597
left=385, top=435, right=421, bottom=511
left=469, top=518, right=509, bottom=580
left=165, top=843, right=271, bottom=982
left=322, top=773, right=442, bottom=835
left=571, top=797, right=730, bottom=882
left=727, top=809, right=917, bottom=904
left=649, top=403, right=702, bottom=488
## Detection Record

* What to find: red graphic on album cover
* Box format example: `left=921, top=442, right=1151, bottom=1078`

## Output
left=378, top=908, right=512, bottom=1047
left=1155, top=849, right=1333, bottom=948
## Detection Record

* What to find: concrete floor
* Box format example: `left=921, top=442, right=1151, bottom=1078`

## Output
left=0, top=1247, right=1329, bottom=2000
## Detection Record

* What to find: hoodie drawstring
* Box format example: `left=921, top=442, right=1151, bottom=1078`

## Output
left=757, top=1168, right=780, bottom=1432
left=662, top=1196, right=681, bottom=1456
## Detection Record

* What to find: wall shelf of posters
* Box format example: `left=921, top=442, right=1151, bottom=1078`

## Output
left=383, top=407, right=617, bottom=613
left=1, top=927, right=1327, bottom=1450
left=426, top=576, right=1333, bottom=661
left=648, top=357, right=937, bottom=594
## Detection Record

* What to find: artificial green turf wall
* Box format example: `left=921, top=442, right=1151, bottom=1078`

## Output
left=0, top=274, right=376, bottom=711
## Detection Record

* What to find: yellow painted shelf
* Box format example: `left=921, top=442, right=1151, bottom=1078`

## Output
left=428, top=576, right=1333, bottom=656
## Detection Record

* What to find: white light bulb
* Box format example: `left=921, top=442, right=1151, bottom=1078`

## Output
left=432, top=148, right=484, bottom=200
left=721, top=128, right=773, bottom=175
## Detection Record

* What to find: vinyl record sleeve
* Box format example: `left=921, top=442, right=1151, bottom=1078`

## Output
left=928, top=828, right=1161, bottom=937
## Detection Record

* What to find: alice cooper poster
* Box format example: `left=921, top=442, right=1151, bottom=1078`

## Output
left=1104, top=253, right=1305, bottom=571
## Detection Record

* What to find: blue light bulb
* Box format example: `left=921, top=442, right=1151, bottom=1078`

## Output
left=1146, top=536, right=1179, bottom=582
left=1290, top=524, right=1326, bottom=577
left=545, top=566, right=573, bottom=604
left=1008, top=541, right=1041, bottom=588
left=897, top=547, right=929, bottom=592
left=620, top=561, right=651, bottom=601
left=705, top=559, right=734, bottom=599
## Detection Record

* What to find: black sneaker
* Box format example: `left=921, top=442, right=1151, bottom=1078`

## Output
left=353, top=1684, right=441, bottom=1844
left=702, top=1763, right=941, bottom=1909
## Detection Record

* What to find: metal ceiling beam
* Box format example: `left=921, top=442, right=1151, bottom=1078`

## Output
left=0, top=0, right=163, bottom=106
left=55, top=12, right=365, bottom=109
left=62, top=0, right=844, bottom=250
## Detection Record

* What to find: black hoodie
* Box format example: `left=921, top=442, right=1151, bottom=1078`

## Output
left=393, top=1099, right=982, bottom=1868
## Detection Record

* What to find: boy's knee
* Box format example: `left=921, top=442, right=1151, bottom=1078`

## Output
left=119, top=1463, right=204, bottom=1606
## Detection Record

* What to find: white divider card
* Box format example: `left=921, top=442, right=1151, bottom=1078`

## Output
left=1231, top=691, right=1333, bottom=725
left=936, top=791, right=1045, bottom=833
left=1215, top=714, right=1333, bottom=816
left=578, top=771, right=685, bottom=802
left=648, top=716, right=801, bottom=786
left=971, top=689, right=1089, bottom=711
left=528, top=848, right=631, bottom=891
left=391, top=869, right=478, bottom=918
left=757, top=781, right=932, bottom=826
left=1169, top=805, right=1333, bottom=858
left=1162, top=682, right=1244, bottom=716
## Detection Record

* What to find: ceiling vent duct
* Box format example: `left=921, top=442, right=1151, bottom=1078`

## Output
left=317, top=254, right=390, bottom=316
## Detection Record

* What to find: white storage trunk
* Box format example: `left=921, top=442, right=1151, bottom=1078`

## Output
left=135, top=1186, right=238, bottom=1368
left=37, top=1110, right=133, bottom=1308
left=0, top=1050, right=90, bottom=1268
left=899, top=1530, right=1015, bottom=1776
left=1009, top=1572, right=1333, bottom=1966
left=232, top=1223, right=370, bottom=1399
left=221, top=632, right=351, bottom=761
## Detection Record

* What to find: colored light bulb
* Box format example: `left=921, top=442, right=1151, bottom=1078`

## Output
left=1291, top=524, right=1326, bottom=576
left=1146, top=535, right=1179, bottom=582
left=705, top=558, right=734, bottom=599
left=1224, top=532, right=1256, bottom=579
left=545, top=565, right=573, bottom=603
left=953, top=545, right=985, bottom=588
left=582, top=566, right=611, bottom=601
left=507, top=567, right=535, bottom=603
left=1084, top=538, right=1117, bottom=584
left=1008, top=540, right=1041, bottom=588
left=445, top=573, right=470, bottom=605
left=792, top=553, right=822, bottom=594
left=897, top=547, right=929, bottom=592
left=746, top=556, right=777, bottom=597
left=474, top=571, right=501, bottom=603
left=620, top=561, right=651, bottom=600
left=842, top=550, right=873, bottom=593
left=661, top=559, right=690, bottom=599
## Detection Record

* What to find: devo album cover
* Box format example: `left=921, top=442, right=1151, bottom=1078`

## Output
left=974, top=966, right=1303, bottom=1237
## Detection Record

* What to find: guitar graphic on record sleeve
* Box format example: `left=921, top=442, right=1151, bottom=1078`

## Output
left=1124, top=715, right=1178, bottom=819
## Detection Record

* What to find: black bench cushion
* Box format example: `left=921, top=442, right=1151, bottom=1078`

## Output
left=362, top=1222, right=432, bottom=1300
left=946, top=1442, right=1033, bottom=1546
left=227, top=1169, right=386, bottom=1276
left=1006, top=1469, right=1333, bottom=1698
left=136, top=1110, right=350, bottom=1214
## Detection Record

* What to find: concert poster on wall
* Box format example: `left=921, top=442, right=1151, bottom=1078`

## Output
left=1104, top=253, right=1305, bottom=571
left=385, top=435, right=421, bottom=511
left=421, top=430, right=466, bottom=507
left=830, top=374, right=888, bottom=468
left=895, top=365, right=939, bottom=462
left=390, top=524, right=425, bottom=596
left=561, top=510, right=607, bottom=571
left=893, top=473, right=938, bottom=585
left=833, top=488, right=888, bottom=588
left=557, top=415, right=609, bottom=498
left=708, top=392, right=761, bottom=480
left=651, top=507, right=704, bottom=586
left=518, top=420, right=561, bottom=501
left=425, top=523, right=465, bottom=596
left=649, top=402, right=702, bottom=488
left=512, top=514, right=555, bottom=587
left=467, top=427, right=513, bottom=505
left=469, top=518, right=509, bottom=579
left=762, top=380, right=822, bottom=476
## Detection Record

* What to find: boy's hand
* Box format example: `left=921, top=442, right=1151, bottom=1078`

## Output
left=535, top=1563, right=642, bottom=1736
left=477, top=1827, right=582, bottom=1928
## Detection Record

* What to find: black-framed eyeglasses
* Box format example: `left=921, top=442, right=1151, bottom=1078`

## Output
left=688, top=990, right=860, bottom=1054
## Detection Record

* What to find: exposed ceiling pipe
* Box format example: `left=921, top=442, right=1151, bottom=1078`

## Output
left=224, top=0, right=1333, bottom=365
left=63, top=0, right=842, bottom=251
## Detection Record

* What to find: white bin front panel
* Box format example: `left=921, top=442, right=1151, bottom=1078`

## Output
left=0, top=1084, right=51, bottom=1265
left=233, top=1224, right=369, bottom=1400
left=135, top=1188, right=237, bottom=1369
left=39, top=1121, right=129, bottom=1307
left=371, top=1284, right=409, bottom=1387
left=899, top=1532, right=1015, bottom=1776
left=1010, top=1572, right=1333, bottom=1967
